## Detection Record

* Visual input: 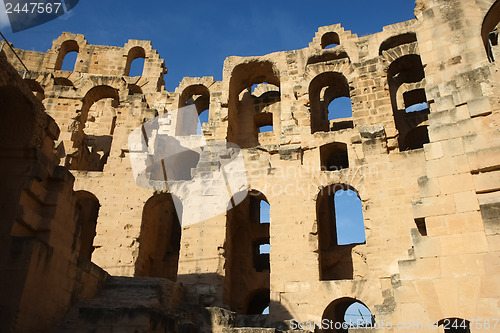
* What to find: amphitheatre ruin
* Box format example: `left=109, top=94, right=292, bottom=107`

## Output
left=1, top=0, right=500, bottom=331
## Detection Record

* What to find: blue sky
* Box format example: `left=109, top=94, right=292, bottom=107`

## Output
left=0, top=0, right=415, bottom=91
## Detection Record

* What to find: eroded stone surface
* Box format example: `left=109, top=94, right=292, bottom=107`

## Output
left=1, top=0, right=500, bottom=332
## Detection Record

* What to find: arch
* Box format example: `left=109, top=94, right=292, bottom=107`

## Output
left=227, top=61, right=280, bottom=148
left=387, top=54, right=429, bottom=151
left=124, top=46, right=146, bottom=76
left=178, top=84, right=210, bottom=113
left=178, top=84, right=211, bottom=134
left=309, top=72, right=351, bottom=134
left=224, top=190, right=271, bottom=313
left=74, top=191, right=100, bottom=261
left=135, top=193, right=181, bottom=281
left=251, top=86, right=280, bottom=135
left=54, top=77, right=74, bottom=87
left=81, top=85, right=120, bottom=123
left=246, top=288, right=270, bottom=315
left=482, top=0, right=500, bottom=62
left=66, top=85, right=120, bottom=171
left=316, top=184, right=365, bottom=280
left=322, top=298, right=374, bottom=333
left=321, top=32, right=341, bottom=49
left=379, top=32, right=417, bottom=55
left=127, top=83, right=142, bottom=95
left=54, top=40, right=79, bottom=71
left=437, top=318, right=471, bottom=333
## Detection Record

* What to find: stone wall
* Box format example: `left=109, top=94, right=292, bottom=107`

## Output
left=0, top=51, right=108, bottom=333
left=2, top=0, right=500, bottom=331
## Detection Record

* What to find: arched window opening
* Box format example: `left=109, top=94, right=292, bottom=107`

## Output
left=54, top=40, right=79, bottom=71
left=309, top=72, right=353, bottom=134
left=438, top=318, right=471, bottom=333
left=482, top=0, right=500, bottom=62
left=379, top=33, right=417, bottom=55
left=74, top=191, right=99, bottom=261
left=228, top=62, right=280, bottom=148
left=320, top=142, right=349, bottom=171
left=322, top=298, right=374, bottom=333
left=247, top=289, right=270, bottom=315
left=135, top=193, right=181, bottom=281
left=179, top=84, right=211, bottom=135
left=66, top=85, right=119, bottom=171
left=387, top=54, right=430, bottom=151
left=317, top=184, right=365, bottom=280
left=224, top=191, right=270, bottom=313
left=124, top=46, right=146, bottom=76
left=321, top=32, right=341, bottom=49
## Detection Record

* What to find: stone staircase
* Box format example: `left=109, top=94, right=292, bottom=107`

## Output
left=54, top=276, right=188, bottom=333
left=54, top=276, right=309, bottom=333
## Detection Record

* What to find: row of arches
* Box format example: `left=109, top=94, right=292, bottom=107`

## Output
left=38, top=34, right=431, bottom=154
left=72, top=183, right=365, bottom=314
left=55, top=40, right=146, bottom=76
left=177, top=29, right=429, bottom=151
left=120, top=184, right=365, bottom=315
left=75, top=185, right=473, bottom=330
left=315, top=30, right=417, bottom=54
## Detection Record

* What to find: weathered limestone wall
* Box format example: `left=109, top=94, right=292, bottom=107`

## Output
left=3, top=0, right=500, bottom=331
left=0, top=51, right=108, bottom=333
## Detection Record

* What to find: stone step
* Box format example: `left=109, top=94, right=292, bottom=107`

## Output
left=54, top=276, right=184, bottom=333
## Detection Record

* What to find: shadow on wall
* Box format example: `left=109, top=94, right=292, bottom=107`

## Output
left=177, top=273, right=294, bottom=331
